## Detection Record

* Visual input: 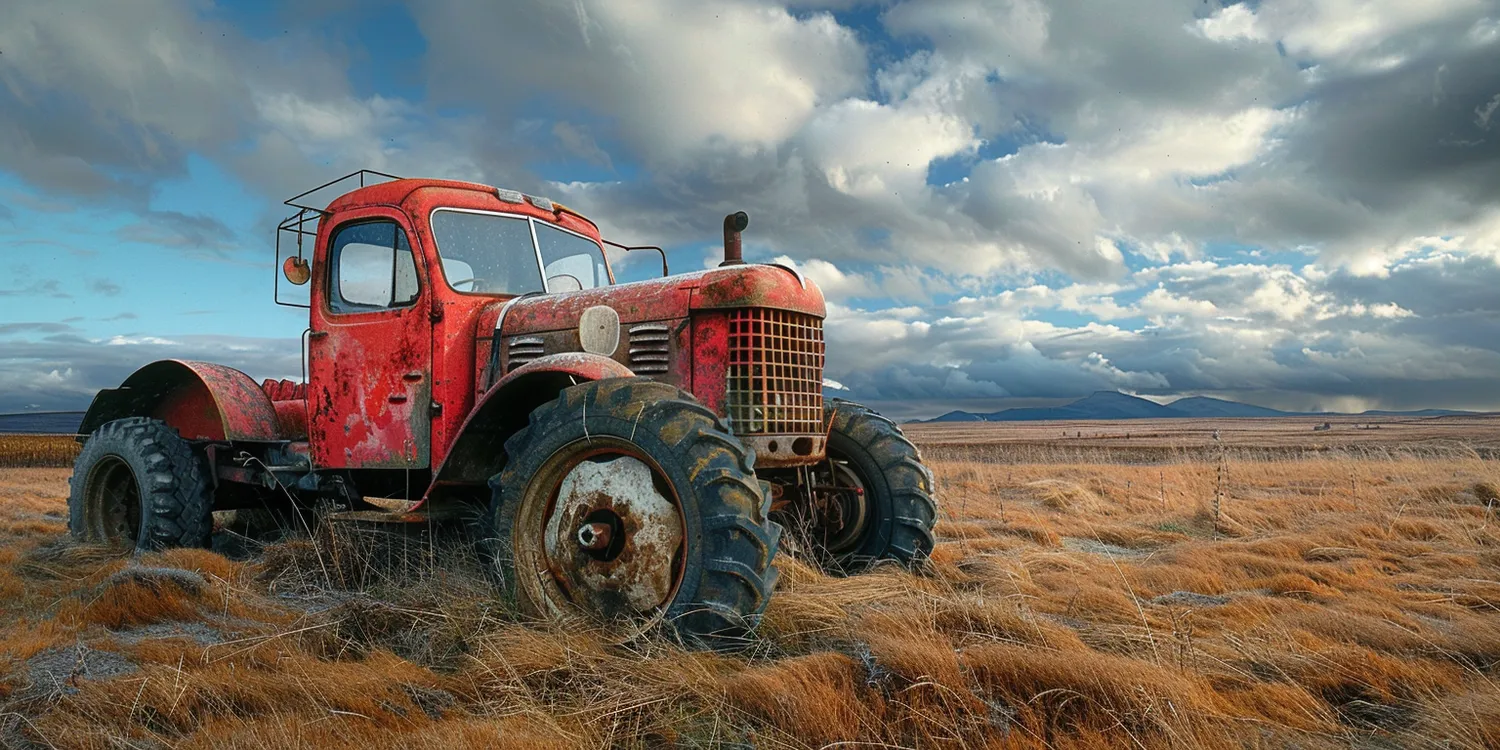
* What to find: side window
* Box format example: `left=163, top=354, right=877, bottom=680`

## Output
left=329, top=221, right=420, bottom=313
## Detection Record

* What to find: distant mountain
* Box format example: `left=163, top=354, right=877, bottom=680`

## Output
left=927, top=410, right=988, bottom=422
left=984, top=391, right=1185, bottom=422
left=916, top=392, right=1480, bottom=423
left=1357, top=409, right=1471, bottom=417
left=0, top=411, right=86, bottom=434
left=1167, top=396, right=1288, bottom=418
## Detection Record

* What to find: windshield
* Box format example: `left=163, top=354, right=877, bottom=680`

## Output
left=430, top=209, right=610, bottom=295
left=536, top=221, right=611, bottom=292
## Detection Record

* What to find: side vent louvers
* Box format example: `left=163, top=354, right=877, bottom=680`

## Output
left=506, top=336, right=545, bottom=372
left=628, top=323, right=670, bottom=374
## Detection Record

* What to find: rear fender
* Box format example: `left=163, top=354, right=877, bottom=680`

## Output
left=428, top=353, right=634, bottom=491
left=78, top=360, right=282, bottom=442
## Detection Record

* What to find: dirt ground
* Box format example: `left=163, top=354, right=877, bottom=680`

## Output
left=1, top=420, right=1498, bottom=749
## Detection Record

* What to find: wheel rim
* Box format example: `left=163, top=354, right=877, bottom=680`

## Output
left=809, top=459, right=870, bottom=555
left=85, top=455, right=140, bottom=545
left=514, top=437, right=687, bottom=625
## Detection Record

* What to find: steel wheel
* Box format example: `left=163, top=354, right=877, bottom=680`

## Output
left=771, top=400, right=937, bottom=573
left=784, top=459, right=871, bottom=558
left=82, top=455, right=141, bottom=545
left=514, top=438, right=687, bottom=625
left=487, top=377, right=780, bottom=649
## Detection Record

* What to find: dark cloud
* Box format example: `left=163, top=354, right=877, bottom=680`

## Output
left=0, top=279, right=69, bottom=298
left=89, top=279, right=122, bottom=297
left=0, top=334, right=302, bottom=412
left=100, top=312, right=137, bottom=322
left=0, top=322, right=73, bottom=335
left=551, top=122, right=614, bottom=170
left=114, top=211, right=238, bottom=253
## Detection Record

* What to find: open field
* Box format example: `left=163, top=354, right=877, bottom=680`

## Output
left=908, top=414, right=1500, bottom=463
left=1, top=421, right=1498, bottom=748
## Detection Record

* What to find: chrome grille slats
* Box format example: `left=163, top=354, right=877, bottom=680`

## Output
left=726, top=309, right=824, bottom=435
left=628, top=323, right=671, bottom=374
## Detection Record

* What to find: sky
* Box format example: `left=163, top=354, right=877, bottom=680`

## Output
left=1, top=0, right=1498, bottom=421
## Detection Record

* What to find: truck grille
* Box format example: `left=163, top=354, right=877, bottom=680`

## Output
left=726, top=308, right=824, bottom=434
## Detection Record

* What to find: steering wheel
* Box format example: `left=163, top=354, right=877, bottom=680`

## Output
left=449, top=276, right=486, bottom=291
left=547, top=273, right=584, bottom=292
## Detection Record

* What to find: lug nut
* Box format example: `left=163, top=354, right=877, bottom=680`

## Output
left=577, top=522, right=613, bottom=551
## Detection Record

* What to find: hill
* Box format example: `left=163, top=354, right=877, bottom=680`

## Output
left=919, top=392, right=1478, bottom=423
left=984, top=391, right=1184, bottom=421
left=1166, top=396, right=1288, bottom=418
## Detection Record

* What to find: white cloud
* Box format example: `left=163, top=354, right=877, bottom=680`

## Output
left=1253, top=0, right=1485, bottom=63
left=1195, top=4, right=1268, bottom=43
left=802, top=98, right=979, bottom=197
left=422, top=0, right=866, bottom=160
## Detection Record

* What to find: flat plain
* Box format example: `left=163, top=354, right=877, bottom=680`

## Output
left=1, top=416, right=1498, bottom=749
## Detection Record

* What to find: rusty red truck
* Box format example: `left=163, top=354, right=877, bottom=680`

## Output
left=67, top=171, right=937, bottom=646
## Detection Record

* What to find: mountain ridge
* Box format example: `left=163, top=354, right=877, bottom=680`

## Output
left=919, top=392, right=1479, bottom=423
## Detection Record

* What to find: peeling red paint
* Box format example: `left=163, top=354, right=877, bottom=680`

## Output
left=79, top=360, right=280, bottom=442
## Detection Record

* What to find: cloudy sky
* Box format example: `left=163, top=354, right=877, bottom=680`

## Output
left=1, top=0, right=1498, bottom=419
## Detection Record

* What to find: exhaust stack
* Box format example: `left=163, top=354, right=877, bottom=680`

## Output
left=720, top=211, right=749, bottom=266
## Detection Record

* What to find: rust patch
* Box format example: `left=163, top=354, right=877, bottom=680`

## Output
left=542, top=455, right=684, bottom=616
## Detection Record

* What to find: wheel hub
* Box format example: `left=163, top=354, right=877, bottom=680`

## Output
left=541, top=455, right=685, bottom=617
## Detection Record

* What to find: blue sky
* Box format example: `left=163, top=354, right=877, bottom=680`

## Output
left=2, top=0, right=1498, bottom=418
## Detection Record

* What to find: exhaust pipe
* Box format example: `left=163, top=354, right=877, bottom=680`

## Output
left=720, top=211, right=749, bottom=266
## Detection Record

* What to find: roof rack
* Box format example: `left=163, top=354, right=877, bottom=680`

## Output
left=283, top=169, right=402, bottom=215
left=274, top=170, right=401, bottom=308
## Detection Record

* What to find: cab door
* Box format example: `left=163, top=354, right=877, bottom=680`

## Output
left=309, top=213, right=433, bottom=469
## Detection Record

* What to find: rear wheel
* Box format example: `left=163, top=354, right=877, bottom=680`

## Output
left=777, top=400, right=937, bottom=572
left=487, top=378, right=780, bottom=649
left=68, top=417, right=215, bottom=550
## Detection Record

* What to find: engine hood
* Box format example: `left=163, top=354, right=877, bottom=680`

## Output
left=486, top=263, right=825, bottom=336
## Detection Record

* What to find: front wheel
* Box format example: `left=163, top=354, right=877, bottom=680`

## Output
left=487, top=378, right=780, bottom=649
left=777, top=400, right=937, bottom=573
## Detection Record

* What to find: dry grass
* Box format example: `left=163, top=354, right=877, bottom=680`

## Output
left=0, top=435, right=81, bottom=468
left=0, top=421, right=1497, bottom=748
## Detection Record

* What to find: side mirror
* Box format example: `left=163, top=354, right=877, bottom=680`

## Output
left=283, top=256, right=310, bottom=286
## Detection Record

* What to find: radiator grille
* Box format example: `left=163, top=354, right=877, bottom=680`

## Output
left=628, top=323, right=671, bottom=374
left=726, top=308, right=824, bottom=434
left=506, top=336, right=545, bottom=372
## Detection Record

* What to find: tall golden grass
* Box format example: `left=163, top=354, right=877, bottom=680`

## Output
left=0, top=422, right=1496, bottom=748
left=0, top=435, right=81, bottom=468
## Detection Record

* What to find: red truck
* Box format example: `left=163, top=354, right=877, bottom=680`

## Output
left=68, top=171, right=937, bottom=646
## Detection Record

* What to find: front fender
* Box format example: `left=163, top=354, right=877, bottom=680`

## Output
left=428, top=353, right=635, bottom=490
left=78, top=360, right=282, bottom=442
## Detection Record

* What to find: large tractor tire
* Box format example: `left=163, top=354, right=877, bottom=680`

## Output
left=487, top=378, right=780, bottom=649
left=791, top=399, right=937, bottom=573
left=69, top=417, right=215, bottom=551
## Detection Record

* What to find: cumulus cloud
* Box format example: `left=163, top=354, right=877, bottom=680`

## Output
left=1, top=0, right=1497, bottom=415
